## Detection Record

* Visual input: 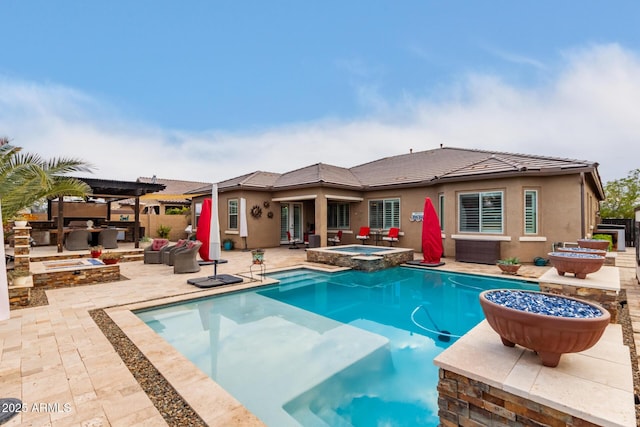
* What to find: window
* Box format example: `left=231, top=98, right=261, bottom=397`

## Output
left=369, top=198, right=400, bottom=229
left=327, top=202, right=350, bottom=229
left=438, top=194, right=445, bottom=231
left=458, top=191, right=503, bottom=233
left=228, top=199, right=238, bottom=229
left=524, top=190, right=538, bottom=234
left=194, top=202, right=202, bottom=227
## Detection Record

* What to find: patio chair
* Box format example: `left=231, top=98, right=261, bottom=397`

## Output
left=143, top=238, right=169, bottom=264
left=64, top=229, right=91, bottom=251
left=174, top=240, right=203, bottom=274
left=356, top=227, right=370, bottom=245
left=382, top=227, right=400, bottom=246
left=328, top=230, right=343, bottom=246
left=98, top=228, right=119, bottom=249
left=287, top=231, right=302, bottom=249
left=162, top=239, right=188, bottom=265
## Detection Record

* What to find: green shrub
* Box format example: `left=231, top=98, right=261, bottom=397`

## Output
left=497, top=257, right=520, bottom=265
left=592, top=234, right=613, bottom=251
left=157, top=224, right=171, bottom=238
left=165, top=206, right=190, bottom=215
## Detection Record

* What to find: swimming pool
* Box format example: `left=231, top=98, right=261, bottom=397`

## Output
left=136, top=267, right=538, bottom=426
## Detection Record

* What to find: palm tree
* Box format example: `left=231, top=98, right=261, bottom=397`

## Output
left=0, top=137, right=94, bottom=220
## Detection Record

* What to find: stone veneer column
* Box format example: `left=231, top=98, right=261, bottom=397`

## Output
left=9, top=225, right=32, bottom=306
left=12, top=225, right=31, bottom=274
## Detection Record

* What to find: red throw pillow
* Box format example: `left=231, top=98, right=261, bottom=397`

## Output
left=176, top=239, right=187, bottom=248
left=152, top=239, right=167, bottom=251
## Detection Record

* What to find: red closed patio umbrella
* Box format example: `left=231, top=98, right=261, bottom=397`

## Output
left=421, top=197, right=444, bottom=266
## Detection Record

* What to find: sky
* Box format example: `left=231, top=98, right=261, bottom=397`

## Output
left=1, top=1, right=640, bottom=185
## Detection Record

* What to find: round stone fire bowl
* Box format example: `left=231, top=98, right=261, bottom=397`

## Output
left=577, top=238, right=609, bottom=251
left=557, top=246, right=607, bottom=257
left=479, top=290, right=610, bottom=367
left=548, top=251, right=605, bottom=279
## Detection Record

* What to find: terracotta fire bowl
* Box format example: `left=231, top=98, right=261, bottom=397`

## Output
left=577, top=238, right=610, bottom=251
left=548, top=251, right=605, bottom=279
left=479, top=290, right=610, bottom=367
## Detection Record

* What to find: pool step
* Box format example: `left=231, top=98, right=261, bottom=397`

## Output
left=278, top=276, right=326, bottom=291
left=288, top=406, right=351, bottom=427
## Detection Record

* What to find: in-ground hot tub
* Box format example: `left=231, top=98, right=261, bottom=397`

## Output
left=306, top=245, right=414, bottom=271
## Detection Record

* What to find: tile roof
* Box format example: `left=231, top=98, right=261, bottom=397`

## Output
left=351, top=147, right=598, bottom=187
left=137, top=177, right=212, bottom=195
left=274, top=163, right=361, bottom=189
left=132, top=176, right=213, bottom=204
left=205, top=146, right=601, bottom=193
left=216, top=171, right=281, bottom=192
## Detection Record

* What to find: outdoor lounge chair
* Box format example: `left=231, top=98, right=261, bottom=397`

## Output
left=174, top=240, right=203, bottom=274
left=143, top=238, right=169, bottom=264
left=64, top=229, right=91, bottom=251
left=162, top=239, right=188, bottom=265
left=356, top=227, right=370, bottom=245
left=98, top=228, right=119, bottom=249
left=382, top=227, right=400, bottom=246
left=328, top=230, right=342, bottom=246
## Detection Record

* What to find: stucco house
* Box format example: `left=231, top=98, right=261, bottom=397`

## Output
left=188, top=146, right=605, bottom=263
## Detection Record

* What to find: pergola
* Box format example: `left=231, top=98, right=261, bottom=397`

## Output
left=50, top=177, right=166, bottom=253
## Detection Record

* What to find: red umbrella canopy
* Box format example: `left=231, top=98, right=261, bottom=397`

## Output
left=422, top=197, right=443, bottom=264
left=196, top=198, right=213, bottom=261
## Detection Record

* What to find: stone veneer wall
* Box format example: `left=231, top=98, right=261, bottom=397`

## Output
left=9, top=285, right=30, bottom=306
left=438, top=369, right=600, bottom=427
left=33, top=265, right=121, bottom=288
left=8, top=226, right=33, bottom=306
left=538, top=282, right=619, bottom=323
left=306, top=248, right=414, bottom=271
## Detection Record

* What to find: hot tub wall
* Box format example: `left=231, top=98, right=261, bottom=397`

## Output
left=306, top=248, right=414, bottom=271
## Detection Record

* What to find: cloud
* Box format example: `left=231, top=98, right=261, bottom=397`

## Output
left=0, top=43, right=638, bottom=185
left=479, top=43, right=548, bottom=70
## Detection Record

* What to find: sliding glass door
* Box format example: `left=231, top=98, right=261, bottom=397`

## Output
left=280, top=203, right=303, bottom=243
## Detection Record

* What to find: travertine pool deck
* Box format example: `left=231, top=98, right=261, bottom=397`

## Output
left=1, top=245, right=638, bottom=426
left=539, top=264, right=620, bottom=292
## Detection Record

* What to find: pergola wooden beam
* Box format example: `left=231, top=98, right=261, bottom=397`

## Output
left=53, top=178, right=165, bottom=253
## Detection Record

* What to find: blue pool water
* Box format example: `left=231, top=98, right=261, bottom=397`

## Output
left=136, top=267, right=538, bottom=426
left=325, top=245, right=394, bottom=255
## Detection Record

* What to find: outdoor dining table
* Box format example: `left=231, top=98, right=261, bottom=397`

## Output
left=370, top=229, right=384, bottom=245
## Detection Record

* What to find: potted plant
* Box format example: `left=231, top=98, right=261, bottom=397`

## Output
left=497, top=257, right=521, bottom=275
left=157, top=224, right=171, bottom=239
left=8, top=270, right=32, bottom=286
left=251, top=249, right=265, bottom=264
left=13, top=214, right=28, bottom=227
left=100, top=252, right=123, bottom=265
left=223, top=238, right=235, bottom=251
left=90, top=245, right=103, bottom=258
